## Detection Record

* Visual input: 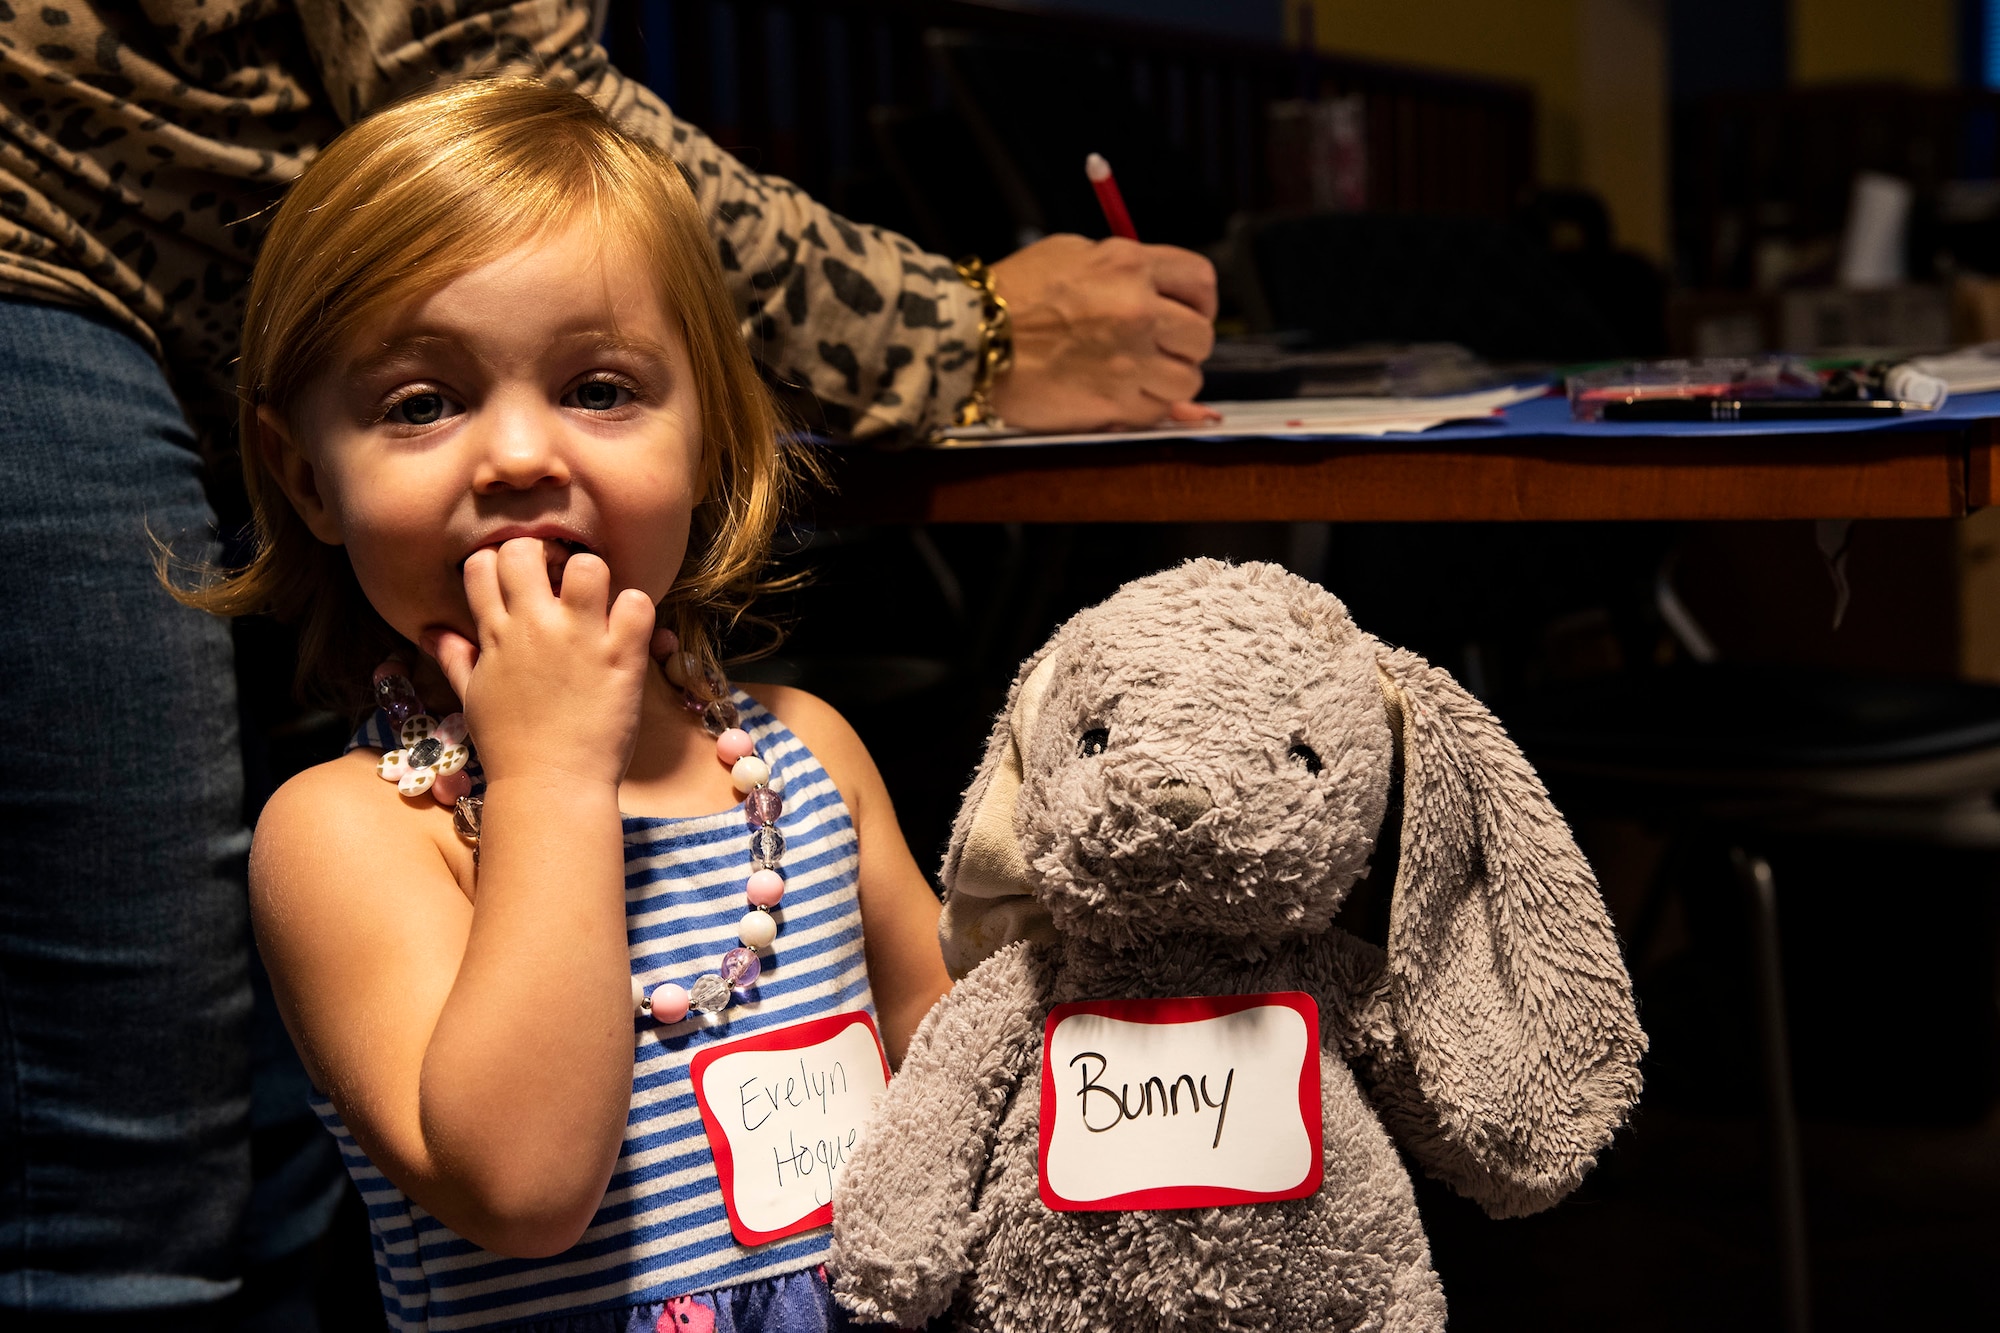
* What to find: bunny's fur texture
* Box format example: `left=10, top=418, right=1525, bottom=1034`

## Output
left=832, top=561, right=1645, bottom=1332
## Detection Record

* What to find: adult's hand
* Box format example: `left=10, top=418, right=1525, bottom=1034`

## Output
left=987, top=234, right=1219, bottom=431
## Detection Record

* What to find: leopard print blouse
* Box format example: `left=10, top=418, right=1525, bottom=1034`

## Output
left=0, top=0, right=980, bottom=444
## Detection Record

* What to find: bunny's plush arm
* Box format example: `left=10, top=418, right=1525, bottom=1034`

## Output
left=1304, top=928, right=1532, bottom=1213
left=831, top=940, right=1049, bottom=1326
left=1302, top=926, right=1400, bottom=1062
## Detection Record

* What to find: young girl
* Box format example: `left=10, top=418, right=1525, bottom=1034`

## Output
left=195, top=79, right=953, bottom=1330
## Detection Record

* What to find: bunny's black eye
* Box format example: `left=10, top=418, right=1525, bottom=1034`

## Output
left=1287, top=743, right=1323, bottom=776
left=1079, top=728, right=1109, bottom=757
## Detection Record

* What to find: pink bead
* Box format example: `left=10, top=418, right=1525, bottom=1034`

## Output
left=746, top=869, right=784, bottom=907
left=649, top=626, right=679, bottom=660
left=715, top=728, right=756, bottom=765
left=649, top=983, right=690, bottom=1023
left=431, top=768, right=473, bottom=804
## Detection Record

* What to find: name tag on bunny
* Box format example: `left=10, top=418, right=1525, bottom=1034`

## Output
left=1038, top=992, right=1322, bottom=1211
left=689, top=1010, right=890, bottom=1246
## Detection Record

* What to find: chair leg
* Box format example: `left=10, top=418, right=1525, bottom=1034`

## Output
left=1732, top=848, right=1812, bottom=1333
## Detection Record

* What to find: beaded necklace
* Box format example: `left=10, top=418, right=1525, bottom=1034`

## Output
left=368, top=629, right=784, bottom=1028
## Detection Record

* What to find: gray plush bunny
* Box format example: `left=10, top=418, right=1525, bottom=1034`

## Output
left=831, top=560, right=1645, bottom=1332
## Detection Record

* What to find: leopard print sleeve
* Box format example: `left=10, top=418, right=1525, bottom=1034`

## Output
left=0, top=0, right=980, bottom=443
left=290, top=0, right=983, bottom=440
left=576, top=60, right=984, bottom=441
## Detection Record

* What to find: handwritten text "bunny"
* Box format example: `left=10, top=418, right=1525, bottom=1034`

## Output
left=1040, top=996, right=1320, bottom=1210
left=1070, top=1051, right=1236, bottom=1149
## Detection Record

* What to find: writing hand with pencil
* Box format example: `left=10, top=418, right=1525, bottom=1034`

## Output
left=985, top=153, right=1220, bottom=431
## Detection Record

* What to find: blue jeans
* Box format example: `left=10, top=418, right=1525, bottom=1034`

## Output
left=0, top=299, right=286, bottom=1315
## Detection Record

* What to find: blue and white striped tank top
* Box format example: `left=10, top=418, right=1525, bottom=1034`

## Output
left=320, top=689, right=874, bottom=1331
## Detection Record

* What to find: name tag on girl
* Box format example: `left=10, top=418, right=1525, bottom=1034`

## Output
left=690, top=1010, right=890, bottom=1245
left=1037, top=992, right=1322, bottom=1211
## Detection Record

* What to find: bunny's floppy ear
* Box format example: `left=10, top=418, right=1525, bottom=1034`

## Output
left=1377, top=645, right=1645, bottom=1216
left=936, top=652, right=1061, bottom=978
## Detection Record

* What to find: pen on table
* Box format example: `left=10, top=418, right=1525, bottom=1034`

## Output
left=1601, top=398, right=1906, bottom=422
left=1086, top=152, right=1139, bottom=240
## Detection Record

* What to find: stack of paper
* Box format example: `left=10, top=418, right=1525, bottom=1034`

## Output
left=932, top=385, right=1545, bottom=449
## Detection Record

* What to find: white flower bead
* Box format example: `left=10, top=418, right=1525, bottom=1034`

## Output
left=737, top=909, right=778, bottom=949
left=730, top=756, right=770, bottom=793
left=398, top=767, right=435, bottom=797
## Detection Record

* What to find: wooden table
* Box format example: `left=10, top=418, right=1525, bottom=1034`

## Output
left=812, top=409, right=2000, bottom=525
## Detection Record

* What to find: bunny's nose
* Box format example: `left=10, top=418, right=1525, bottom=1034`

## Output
left=1145, top=778, right=1212, bottom=830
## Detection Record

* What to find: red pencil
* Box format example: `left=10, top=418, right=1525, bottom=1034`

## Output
left=1085, top=152, right=1139, bottom=240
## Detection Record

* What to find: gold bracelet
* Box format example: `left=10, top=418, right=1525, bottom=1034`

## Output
left=953, top=256, right=1014, bottom=428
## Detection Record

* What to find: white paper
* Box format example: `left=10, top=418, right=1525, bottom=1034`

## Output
left=932, top=385, right=1546, bottom=449
left=1042, top=1004, right=1314, bottom=1204
left=696, top=1020, right=889, bottom=1233
left=1908, top=344, right=2000, bottom=394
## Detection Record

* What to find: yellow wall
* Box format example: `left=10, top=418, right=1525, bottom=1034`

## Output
left=1290, top=0, right=1967, bottom=260
left=1578, top=0, right=1666, bottom=261
left=1293, top=0, right=1667, bottom=260
left=1792, top=0, right=1955, bottom=87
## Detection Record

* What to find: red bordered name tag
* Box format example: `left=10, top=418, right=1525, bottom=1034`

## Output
left=689, top=1010, right=890, bottom=1246
left=1038, top=991, right=1322, bottom=1211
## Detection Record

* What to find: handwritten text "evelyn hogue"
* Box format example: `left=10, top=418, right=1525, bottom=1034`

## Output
left=738, top=1056, right=858, bottom=1203
left=738, top=1057, right=852, bottom=1132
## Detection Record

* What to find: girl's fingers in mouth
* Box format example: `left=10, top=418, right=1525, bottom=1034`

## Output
left=461, top=548, right=505, bottom=625
left=609, top=587, right=657, bottom=655
left=543, top=538, right=572, bottom=596
left=494, top=536, right=558, bottom=606
left=557, top=548, right=612, bottom=612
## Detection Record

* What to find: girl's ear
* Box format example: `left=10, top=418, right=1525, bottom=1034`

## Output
left=1376, top=643, right=1645, bottom=1214
left=258, top=405, right=344, bottom=545
left=936, top=650, right=1060, bottom=978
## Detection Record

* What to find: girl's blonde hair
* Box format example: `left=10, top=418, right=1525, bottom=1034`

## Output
left=181, top=78, right=794, bottom=709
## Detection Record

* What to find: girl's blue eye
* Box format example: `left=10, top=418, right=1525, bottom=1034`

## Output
left=570, top=380, right=632, bottom=411
left=389, top=392, right=449, bottom=426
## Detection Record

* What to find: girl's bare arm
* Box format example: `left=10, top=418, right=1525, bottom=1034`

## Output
left=253, top=541, right=653, bottom=1257
left=747, top=684, right=952, bottom=1067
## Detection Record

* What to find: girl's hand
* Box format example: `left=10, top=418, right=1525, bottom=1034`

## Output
left=424, top=538, right=656, bottom=789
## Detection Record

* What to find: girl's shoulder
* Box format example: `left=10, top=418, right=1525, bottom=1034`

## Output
left=248, top=750, right=477, bottom=1097
left=739, top=682, right=857, bottom=756
left=736, top=684, right=877, bottom=819
left=252, top=746, right=476, bottom=909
